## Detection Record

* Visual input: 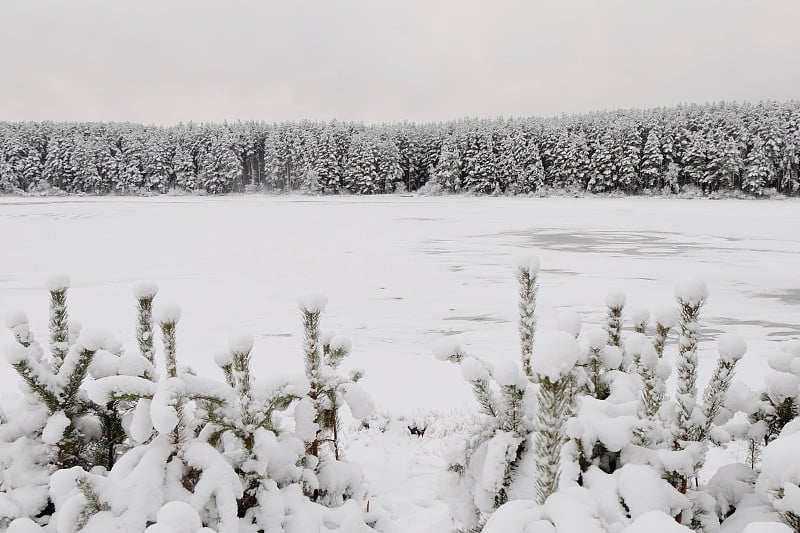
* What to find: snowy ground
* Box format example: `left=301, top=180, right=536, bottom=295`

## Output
left=1, top=195, right=799, bottom=531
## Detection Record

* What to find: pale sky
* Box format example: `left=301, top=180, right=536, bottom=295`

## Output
left=1, top=0, right=799, bottom=125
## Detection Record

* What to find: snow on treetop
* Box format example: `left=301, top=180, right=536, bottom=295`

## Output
left=133, top=281, right=159, bottom=300
left=460, top=356, right=489, bottom=382
left=601, top=345, right=623, bottom=370
left=653, top=305, right=680, bottom=328
left=77, top=328, right=109, bottom=351
left=213, top=349, right=233, bottom=368
left=585, top=328, right=608, bottom=350
left=555, top=310, right=582, bottom=338
left=674, top=277, right=709, bottom=305
left=531, top=331, right=579, bottom=381
left=624, top=332, right=649, bottom=355
left=329, top=335, right=352, bottom=353
left=765, top=372, right=800, bottom=402
left=492, top=359, right=527, bottom=389
left=3, top=310, right=28, bottom=328
left=156, top=303, right=182, bottom=324
left=228, top=332, right=254, bottom=354
left=767, top=349, right=794, bottom=373
left=605, top=290, right=626, bottom=309
left=45, top=275, right=70, bottom=292
left=656, top=359, right=672, bottom=380
left=630, top=306, right=650, bottom=324
left=718, top=333, right=747, bottom=362
left=514, top=253, right=540, bottom=276
left=298, top=292, right=328, bottom=314
left=432, top=339, right=463, bottom=362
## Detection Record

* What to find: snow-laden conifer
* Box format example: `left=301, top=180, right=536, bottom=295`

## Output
left=531, top=332, right=578, bottom=504
left=47, top=276, right=72, bottom=371
left=672, top=278, right=708, bottom=453
left=134, top=282, right=159, bottom=376
left=516, top=254, right=540, bottom=378
left=652, top=305, right=679, bottom=358
left=605, top=291, right=626, bottom=350
left=298, top=294, right=375, bottom=507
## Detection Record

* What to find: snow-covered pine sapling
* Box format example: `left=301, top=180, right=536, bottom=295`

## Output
left=300, top=293, right=331, bottom=461
left=432, top=340, right=530, bottom=527
left=629, top=333, right=668, bottom=447
left=86, top=303, right=241, bottom=532
left=4, top=295, right=106, bottom=470
left=652, top=306, right=679, bottom=358
left=47, top=276, right=72, bottom=372
left=605, top=291, right=626, bottom=349
left=87, top=286, right=162, bottom=468
left=157, top=304, right=189, bottom=447
left=631, top=307, right=650, bottom=335
left=672, top=278, right=708, bottom=452
left=531, top=331, right=579, bottom=504
left=516, top=254, right=540, bottom=378
left=203, top=333, right=306, bottom=519
left=581, top=328, right=614, bottom=399
left=694, top=334, right=747, bottom=443
left=298, top=294, right=375, bottom=504
left=134, top=282, right=159, bottom=378
left=159, top=304, right=180, bottom=380
left=493, top=360, right=530, bottom=437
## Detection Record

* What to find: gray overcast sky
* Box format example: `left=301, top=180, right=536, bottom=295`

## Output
left=1, top=0, right=799, bottom=125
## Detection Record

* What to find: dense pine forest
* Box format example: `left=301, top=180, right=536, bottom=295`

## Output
left=1, top=100, right=799, bottom=197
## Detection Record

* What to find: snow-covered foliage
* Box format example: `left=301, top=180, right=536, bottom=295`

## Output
left=433, top=255, right=799, bottom=533
left=2, top=100, right=800, bottom=196
left=0, top=283, right=384, bottom=532
left=1, top=253, right=798, bottom=533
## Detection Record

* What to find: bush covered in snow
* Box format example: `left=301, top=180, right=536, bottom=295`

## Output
left=0, top=282, right=386, bottom=532
left=434, top=256, right=800, bottom=533
left=1, top=254, right=798, bottom=533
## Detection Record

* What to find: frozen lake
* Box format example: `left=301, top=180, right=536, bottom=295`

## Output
left=1, top=196, right=799, bottom=413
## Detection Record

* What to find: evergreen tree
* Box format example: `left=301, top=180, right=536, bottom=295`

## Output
left=313, top=129, right=342, bottom=193
left=587, top=130, right=617, bottom=192
left=198, top=134, right=241, bottom=194
left=641, top=130, right=664, bottom=189
left=343, top=133, right=379, bottom=194
left=172, top=141, right=197, bottom=191
left=743, top=138, right=773, bottom=195
left=432, top=135, right=462, bottom=193
left=617, top=126, right=642, bottom=192
left=374, top=137, right=401, bottom=193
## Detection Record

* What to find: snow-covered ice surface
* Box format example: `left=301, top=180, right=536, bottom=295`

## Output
left=1, top=195, right=799, bottom=531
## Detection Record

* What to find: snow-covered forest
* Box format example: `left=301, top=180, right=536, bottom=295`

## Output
left=2, top=100, right=799, bottom=197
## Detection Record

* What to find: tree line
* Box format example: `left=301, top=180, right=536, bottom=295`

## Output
left=1, top=100, right=798, bottom=196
